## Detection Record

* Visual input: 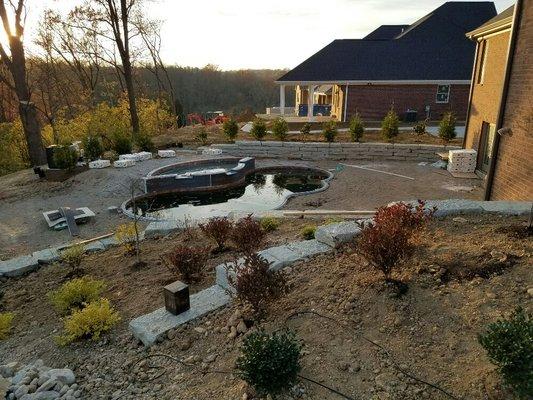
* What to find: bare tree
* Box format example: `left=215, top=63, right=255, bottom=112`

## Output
left=0, top=0, right=46, bottom=165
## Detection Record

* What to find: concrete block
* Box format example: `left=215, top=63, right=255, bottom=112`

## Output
left=258, top=245, right=302, bottom=271
left=144, top=221, right=180, bottom=238
left=83, top=240, right=106, bottom=253
left=129, top=285, right=231, bottom=346
left=158, top=150, right=176, bottom=158
left=32, top=248, right=61, bottom=265
left=88, top=159, right=111, bottom=169
left=315, top=221, right=361, bottom=248
left=286, top=240, right=332, bottom=258
left=114, top=159, right=136, bottom=168
left=480, top=201, right=532, bottom=215
left=422, top=199, right=484, bottom=217
left=100, top=236, right=120, bottom=249
left=0, top=255, right=39, bottom=277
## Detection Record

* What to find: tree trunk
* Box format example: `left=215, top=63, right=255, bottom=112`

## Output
left=123, top=59, right=140, bottom=136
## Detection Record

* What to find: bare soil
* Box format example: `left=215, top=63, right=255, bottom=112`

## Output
left=1, top=214, right=531, bottom=400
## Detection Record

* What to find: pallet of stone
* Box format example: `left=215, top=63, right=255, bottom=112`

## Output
left=88, top=159, right=111, bottom=169
left=158, top=149, right=176, bottom=158
left=114, top=159, right=136, bottom=168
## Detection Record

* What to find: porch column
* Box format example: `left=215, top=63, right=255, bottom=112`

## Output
left=279, top=85, right=286, bottom=115
left=307, top=85, right=315, bottom=121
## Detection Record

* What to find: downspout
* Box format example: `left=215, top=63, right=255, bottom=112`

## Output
left=462, top=39, right=481, bottom=148
left=343, top=84, right=349, bottom=122
left=484, top=0, right=522, bottom=201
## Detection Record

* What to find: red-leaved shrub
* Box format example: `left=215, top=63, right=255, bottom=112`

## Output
left=165, top=245, right=209, bottom=283
left=357, top=201, right=434, bottom=280
left=199, top=217, right=234, bottom=251
left=230, top=216, right=265, bottom=254
left=228, top=253, right=288, bottom=316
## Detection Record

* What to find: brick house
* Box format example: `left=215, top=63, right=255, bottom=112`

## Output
left=275, top=2, right=496, bottom=122
left=463, top=0, right=533, bottom=200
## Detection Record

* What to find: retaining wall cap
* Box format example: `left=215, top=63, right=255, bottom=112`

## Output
left=0, top=255, right=38, bottom=277
left=315, top=221, right=362, bottom=248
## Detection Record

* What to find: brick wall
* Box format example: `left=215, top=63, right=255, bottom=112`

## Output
left=491, top=0, right=533, bottom=200
left=344, top=84, right=470, bottom=121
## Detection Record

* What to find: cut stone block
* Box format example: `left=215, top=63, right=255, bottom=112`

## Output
left=315, top=221, right=361, bottom=248
left=88, top=159, right=111, bottom=169
left=144, top=221, right=180, bottom=238
left=258, top=245, right=302, bottom=271
left=424, top=199, right=484, bottom=217
left=114, top=159, right=136, bottom=168
left=215, top=262, right=236, bottom=292
left=0, top=255, right=38, bottom=277
left=129, top=285, right=230, bottom=346
left=480, top=201, right=532, bottom=215
left=83, top=240, right=106, bottom=253
left=158, top=149, right=176, bottom=158
left=32, top=248, right=60, bottom=265
left=137, top=151, right=153, bottom=161
left=100, top=236, right=120, bottom=249
left=286, top=240, right=332, bottom=258
left=164, top=281, right=190, bottom=315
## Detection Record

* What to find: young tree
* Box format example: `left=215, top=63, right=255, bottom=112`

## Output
left=0, top=0, right=46, bottom=165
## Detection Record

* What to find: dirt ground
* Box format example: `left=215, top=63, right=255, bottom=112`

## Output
left=0, top=153, right=482, bottom=260
left=0, top=215, right=531, bottom=400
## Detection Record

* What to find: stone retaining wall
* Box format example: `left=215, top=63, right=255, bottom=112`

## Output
left=208, top=141, right=460, bottom=162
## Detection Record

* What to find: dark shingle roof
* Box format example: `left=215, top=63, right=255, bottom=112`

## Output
left=277, top=2, right=497, bottom=82
left=467, top=5, right=514, bottom=37
left=364, top=25, right=409, bottom=40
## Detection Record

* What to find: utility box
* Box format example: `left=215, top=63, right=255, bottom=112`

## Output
left=163, top=281, right=190, bottom=315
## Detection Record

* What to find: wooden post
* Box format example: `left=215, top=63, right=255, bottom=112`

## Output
left=164, top=281, right=190, bottom=315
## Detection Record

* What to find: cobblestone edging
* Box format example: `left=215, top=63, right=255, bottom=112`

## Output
left=203, top=141, right=461, bottom=162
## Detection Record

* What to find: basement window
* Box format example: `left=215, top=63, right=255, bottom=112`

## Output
left=436, top=85, right=450, bottom=103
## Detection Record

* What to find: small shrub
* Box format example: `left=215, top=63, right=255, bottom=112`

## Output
left=381, top=108, right=399, bottom=141
left=236, top=329, right=302, bottom=395
left=349, top=113, right=365, bottom=142
left=272, top=117, right=289, bottom=141
left=165, top=245, right=209, bottom=283
left=199, top=217, right=233, bottom=251
left=260, top=216, right=280, bottom=232
left=115, top=223, right=137, bottom=254
left=48, top=277, right=106, bottom=315
left=438, top=112, right=457, bottom=142
left=60, top=244, right=85, bottom=273
left=0, top=312, right=14, bottom=340
left=301, top=225, right=316, bottom=240
left=230, top=216, right=265, bottom=254
left=112, top=134, right=133, bottom=155
left=413, top=120, right=427, bottom=135
left=357, top=201, right=433, bottom=280
left=478, top=307, right=532, bottom=398
left=83, top=136, right=103, bottom=161
left=194, top=126, right=208, bottom=145
left=53, top=146, right=78, bottom=170
left=135, top=133, right=155, bottom=152
left=322, top=120, right=337, bottom=143
left=58, top=299, right=120, bottom=345
left=250, top=119, right=267, bottom=141
left=228, top=253, right=288, bottom=315
left=300, top=122, right=311, bottom=137
left=223, top=118, right=239, bottom=141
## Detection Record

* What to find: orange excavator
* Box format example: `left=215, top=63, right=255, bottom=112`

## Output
left=187, top=111, right=228, bottom=126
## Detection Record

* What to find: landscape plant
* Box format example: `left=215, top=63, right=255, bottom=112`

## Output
left=115, top=223, right=138, bottom=255
left=322, top=120, right=337, bottom=143
left=53, top=145, right=78, bottom=170
left=223, top=118, right=239, bottom=141
left=165, top=245, right=209, bottom=283
left=236, top=329, right=302, bottom=395
left=60, top=244, right=85, bottom=275
left=228, top=253, right=288, bottom=316
left=413, top=120, right=427, bottom=135
left=250, top=118, right=267, bottom=141
left=272, top=117, right=289, bottom=141
left=230, top=216, right=265, bottom=254
left=438, top=112, right=457, bottom=142
left=381, top=108, right=400, bottom=141
left=135, top=133, right=155, bottom=152
left=112, top=134, right=133, bottom=155
left=260, top=216, right=280, bottom=232
left=301, top=225, right=316, bottom=240
left=478, top=307, right=532, bottom=398
left=300, top=122, right=312, bottom=140
left=357, top=201, right=433, bottom=281
left=349, top=112, right=365, bottom=142
left=48, top=277, right=106, bottom=315
left=199, top=217, right=234, bottom=252
left=58, top=299, right=120, bottom=345
left=82, top=136, right=104, bottom=161
left=0, top=312, right=14, bottom=340
left=195, top=126, right=208, bottom=145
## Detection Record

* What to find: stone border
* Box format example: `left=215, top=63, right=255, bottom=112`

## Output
left=202, top=141, right=461, bottom=162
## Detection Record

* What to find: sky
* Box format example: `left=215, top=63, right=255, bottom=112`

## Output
left=27, top=0, right=515, bottom=71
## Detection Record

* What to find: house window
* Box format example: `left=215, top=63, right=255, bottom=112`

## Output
left=436, top=85, right=450, bottom=103
left=477, top=40, right=488, bottom=84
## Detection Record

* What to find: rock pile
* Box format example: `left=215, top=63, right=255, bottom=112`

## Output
left=0, top=360, right=80, bottom=400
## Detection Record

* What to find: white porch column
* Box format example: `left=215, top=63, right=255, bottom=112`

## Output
left=279, top=85, right=286, bottom=115
left=307, top=85, right=315, bottom=121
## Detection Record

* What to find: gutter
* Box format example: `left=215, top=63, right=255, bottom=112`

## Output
left=484, top=0, right=522, bottom=201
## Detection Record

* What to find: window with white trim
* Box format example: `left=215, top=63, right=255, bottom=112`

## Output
left=436, top=85, right=450, bottom=103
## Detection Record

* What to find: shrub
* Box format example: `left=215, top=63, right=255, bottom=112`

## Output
left=53, top=146, right=78, bottom=170
left=60, top=244, right=85, bottom=273
left=357, top=201, right=433, bottom=280
left=48, top=277, right=106, bottom=315
left=349, top=113, right=365, bottom=142
left=300, top=122, right=311, bottom=137
left=223, top=118, right=239, bottom=141
left=478, top=307, right=532, bottom=398
left=83, top=136, right=103, bottom=161
left=58, top=299, right=120, bottom=345
left=413, top=120, right=427, bottom=135
left=438, top=112, right=457, bottom=142
left=199, top=217, right=233, bottom=251
left=194, top=126, right=208, bottom=145
left=230, top=216, right=265, bottom=254
left=301, top=225, right=316, bottom=240
left=0, top=312, right=14, bottom=340
left=260, top=217, right=280, bottom=232
left=165, top=245, right=209, bottom=283
left=135, top=133, right=155, bottom=152
left=322, top=120, right=337, bottom=143
left=236, top=329, right=301, bottom=395
left=115, top=223, right=137, bottom=254
left=272, top=117, right=289, bottom=141
left=112, top=134, right=133, bottom=155
left=228, top=253, right=288, bottom=316
left=381, top=108, right=399, bottom=141
left=250, top=119, right=267, bottom=141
